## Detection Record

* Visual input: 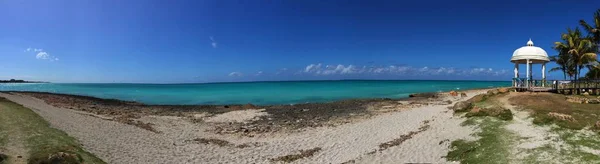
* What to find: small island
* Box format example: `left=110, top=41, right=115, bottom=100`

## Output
left=0, top=79, right=47, bottom=83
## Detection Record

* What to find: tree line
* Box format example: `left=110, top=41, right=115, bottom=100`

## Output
left=549, top=9, right=600, bottom=94
left=550, top=9, right=600, bottom=81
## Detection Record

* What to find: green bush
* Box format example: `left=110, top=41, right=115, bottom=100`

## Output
left=28, top=150, right=83, bottom=164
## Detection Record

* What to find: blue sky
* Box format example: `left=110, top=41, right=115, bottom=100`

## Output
left=1, top=0, right=599, bottom=83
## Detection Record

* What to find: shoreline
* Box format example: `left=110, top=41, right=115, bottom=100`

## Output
left=0, top=88, right=497, bottom=163
left=0, top=85, right=504, bottom=107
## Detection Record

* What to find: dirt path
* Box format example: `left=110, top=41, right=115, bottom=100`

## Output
left=496, top=93, right=565, bottom=162
left=0, top=102, right=30, bottom=164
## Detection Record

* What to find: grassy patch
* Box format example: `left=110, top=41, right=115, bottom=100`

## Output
left=0, top=111, right=6, bottom=164
left=0, top=98, right=105, bottom=164
left=464, top=93, right=513, bottom=121
left=270, top=147, right=322, bottom=162
left=510, top=93, right=600, bottom=130
left=446, top=117, right=515, bottom=164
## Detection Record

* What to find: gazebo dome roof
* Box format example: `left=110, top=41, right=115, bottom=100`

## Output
left=511, top=39, right=549, bottom=63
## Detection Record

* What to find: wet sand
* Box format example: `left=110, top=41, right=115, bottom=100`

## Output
left=0, top=89, right=490, bottom=163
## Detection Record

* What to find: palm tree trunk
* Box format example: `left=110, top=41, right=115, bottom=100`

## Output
left=575, top=69, right=579, bottom=94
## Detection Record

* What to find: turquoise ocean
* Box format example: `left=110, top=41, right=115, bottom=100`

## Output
left=0, top=80, right=510, bottom=105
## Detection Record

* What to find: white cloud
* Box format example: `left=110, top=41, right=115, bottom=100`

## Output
left=210, top=36, right=217, bottom=48
left=36, top=52, right=50, bottom=59
left=26, top=47, right=58, bottom=61
left=228, top=72, right=242, bottom=77
left=304, top=63, right=322, bottom=73
left=256, top=71, right=263, bottom=76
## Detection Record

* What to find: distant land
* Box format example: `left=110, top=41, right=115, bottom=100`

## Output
left=0, top=79, right=47, bottom=83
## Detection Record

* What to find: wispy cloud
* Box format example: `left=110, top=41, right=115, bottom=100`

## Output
left=276, top=68, right=288, bottom=75
left=299, top=63, right=509, bottom=77
left=226, top=64, right=509, bottom=79
left=25, top=47, right=58, bottom=61
left=228, top=72, right=242, bottom=77
left=209, top=36, right=218, bottom=48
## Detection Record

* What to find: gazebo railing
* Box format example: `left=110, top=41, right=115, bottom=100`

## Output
left=553, top=80, right=600, bottom=94
left=512, top=78, right=551, bottom=88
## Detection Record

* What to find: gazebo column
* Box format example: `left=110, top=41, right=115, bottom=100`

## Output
left=514, top=63, right=519, bottom=87
left=526, top=59, right=530, bottom=88
left=542, top=63, right=546, bottom=87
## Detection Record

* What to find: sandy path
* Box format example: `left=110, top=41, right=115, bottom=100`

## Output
left=497, top=92, right=564, bottom=162
left=0, top=90, right=487, bottom=164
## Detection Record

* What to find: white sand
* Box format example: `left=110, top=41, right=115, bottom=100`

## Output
left=203, top=109, right=269, bottom=123
left=0, top=90, right=488, bottom=164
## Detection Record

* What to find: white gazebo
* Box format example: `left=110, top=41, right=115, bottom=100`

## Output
left=511, top=39, right=550, bottom=89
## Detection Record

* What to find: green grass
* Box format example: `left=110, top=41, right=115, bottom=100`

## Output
left=446, top=117, right=515, bottom=164
left=465, top=93, right=513, bottom=121
left=510, top=93, right=600, bottom=130
left=0, top=97, right=105, bottom=164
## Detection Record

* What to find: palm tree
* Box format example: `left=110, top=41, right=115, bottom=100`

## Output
left=584, top=62, right=600, bottom=79
left=580, top=9, right=600, bottom=45
left=554, top=28, right=597, bottom=94
left=550, top=48, right=576, bottom=80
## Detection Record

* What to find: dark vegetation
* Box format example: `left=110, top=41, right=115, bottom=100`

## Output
left=378, top=120, right=431, bottom=151
left=270, top=147, right=322, bottom=163
left=0, top=153, right=7, bottom=164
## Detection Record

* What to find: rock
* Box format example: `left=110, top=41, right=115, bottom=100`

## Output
left=498, top=88, right=509, bottom=93
left=589, top=99, right=600, bottom=104
left=583, top=92, right=590, bottom=96
left=470, top=106, right=481, bottom=113
left=468, top=94, right=487, bottom=103
left=449, top=91, right=458, bottom=97
left=409, top=92, right=439, bottom=98
left=566, top=96, right=585, bottom=104
left=242, top=103, right=258, bottom=109
left=595, top=121, right=600, bottom=129
left=487, top=89, right=499, bottom=95
left=451, top=101, right=472, bottom=112
left=444, top=100, right=453, bottom=105
left=548, top=112, right=575, bottom=122
left=31, top=152, right=82, bottom=164
left=460, top=92, right=467, bottom=97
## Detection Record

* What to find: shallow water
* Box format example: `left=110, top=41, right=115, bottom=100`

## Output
left=0, top=80, right=509, bottom=105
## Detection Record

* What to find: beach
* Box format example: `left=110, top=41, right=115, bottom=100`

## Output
left=0, top=89, right=489, bottom=163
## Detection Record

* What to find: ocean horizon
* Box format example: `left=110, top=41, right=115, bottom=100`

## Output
left=0, top=80, right=510, bottom=105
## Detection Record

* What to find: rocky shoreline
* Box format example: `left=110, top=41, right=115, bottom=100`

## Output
left=2, top=90, right=458, bottom=135
left=0, top=89, right=494, bottom=163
